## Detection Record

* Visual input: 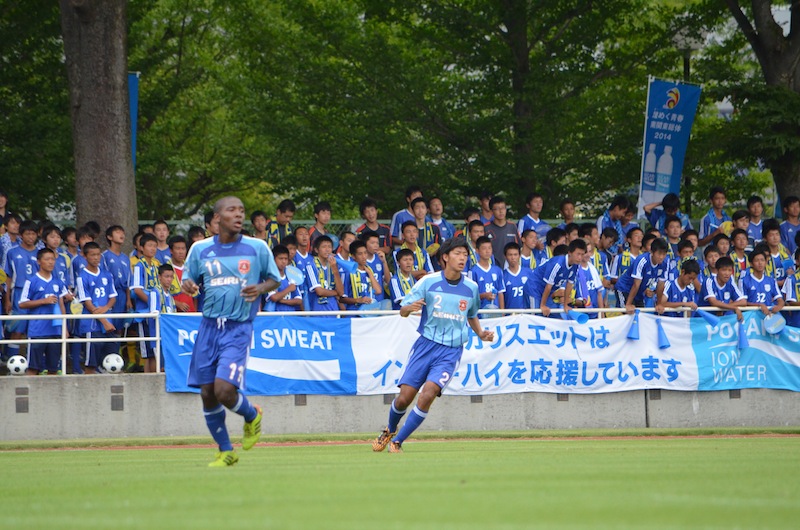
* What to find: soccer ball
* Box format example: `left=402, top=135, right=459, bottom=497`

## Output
left=102, top=354, right=125, bottom=374
left=7, top=355, right=28, bottom=375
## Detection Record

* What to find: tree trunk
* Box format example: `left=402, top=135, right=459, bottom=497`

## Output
left=60, top=0, right=137, bottom=250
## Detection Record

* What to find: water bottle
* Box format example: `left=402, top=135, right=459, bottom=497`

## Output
left=655, top=145, right=673, bottom=194
left=640, top=144, right=659, bottom=204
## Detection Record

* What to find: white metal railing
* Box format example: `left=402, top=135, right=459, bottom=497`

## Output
left=1, top=306, right=797, bottom=375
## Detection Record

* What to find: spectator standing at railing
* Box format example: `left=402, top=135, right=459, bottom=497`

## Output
left=781, top=248, right=800, bottom=327
left=469, top=236, right=505, bottom=315
left=76, top=242, right=118, bottom=374
left=388, top=249, right=416, bottom=310
left=739, top=250, right=785, bottom=316
left=341, top=239, right=382, bottom=313
left=700, top=256, right=747, bottom=319
left=616, top=238, right=669, bottom=312
left=19, top=248, right=69, bottom=375
left=181, top=196, right=280, bottom=467
left=266, top=199, right=296, bottom=249
left=372, top=236, right=494, bottom=453
left=502, top=243, right=531, bottom=310
left=167, top=235, right=195, bottom=313
left=656, top=259, right=699, bottom=318
left=131, top=233, right=160, bottom=373
left=355, top=198, right=392, bottom=254
left=102, top=225, right=132, bottom=327
left=3, top=220, right=40, bottom=359
left=308, top=201, right=332, bottom=248
left=153, top=220, right=172, bottom=265
left=361, top=231, right=390, bottom=303
left=429, top=197, right=456, bottom=242
left=698, top=186, right=731, bottom=248
left=305, top=235, right=344, bottom=315
left=0, top=214, right=21, bottom=271
left=264, top=245, right=302, bottom=312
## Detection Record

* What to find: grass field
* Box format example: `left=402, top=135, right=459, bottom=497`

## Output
left=2, top=434, right=799, bottom=529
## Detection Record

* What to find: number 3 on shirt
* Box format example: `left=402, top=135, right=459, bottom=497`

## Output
left=228, top=362, right=244, bottom=385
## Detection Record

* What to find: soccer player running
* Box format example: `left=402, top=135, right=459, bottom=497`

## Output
left=182, top=197, right=281, bottom=467
left=372, top=237, right=495, bottom=453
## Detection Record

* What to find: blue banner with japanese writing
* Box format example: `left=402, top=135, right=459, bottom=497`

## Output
left=637, top=77, right=701, bottom=216
left=162, top=312, right=800, bottom=395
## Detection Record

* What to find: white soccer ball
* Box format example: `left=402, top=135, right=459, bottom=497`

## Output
left=102, top=354, right=125, bottom=374
left=7, top=355, right=28, bottom=375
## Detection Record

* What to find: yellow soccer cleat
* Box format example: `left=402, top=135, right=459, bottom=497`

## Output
left=372, top=428, right=396, bottom=452
left=387, top=441, right=403, bottom=454
left=242, top=405, right=262, bottom=451
left=208, top=450, right=239, bottom=468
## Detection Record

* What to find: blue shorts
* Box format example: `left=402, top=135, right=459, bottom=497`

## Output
left=27, top=339, right=60, bottom=372
left=137, top=320, right=156, bottom=358
left=84, top=331, right=120, bottom=368
left=187, top=317, right=253, bottom=389
left=398, top=335, right=462, bottom=393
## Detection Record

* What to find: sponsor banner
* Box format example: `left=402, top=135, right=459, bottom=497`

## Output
left=162, top=312, right=800, bottom=395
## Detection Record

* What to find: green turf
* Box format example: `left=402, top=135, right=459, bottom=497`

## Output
left=1, top=437, right=799, bottom=529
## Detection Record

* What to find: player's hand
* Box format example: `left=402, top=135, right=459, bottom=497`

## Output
left=625, top=304, right=636, bottom=315
left=358, top=296, right=371, bottom=304
left=735, top=308, right=744, bottom=321
left=91, top=306, right=105, bottom=314
left=688, top=301, right=698, bottom=311
left=63, top=292, right=74, bottom=302
left=176, top=301, right=191, bottom=312
left=327, top=254, right=338, bottom=267
left=407, top=299, right=425, bottom=313
left=541, top=305, right=550, bottom=317
left=286, top=282, right=297, bottom=293
left=478, top=329, right=495, bottom=342
left=644, top=288, right=654, bottom=298
left=182, top=279, right=199, bottom=297
left=44, top=294, right=58, bottom=305
left=102, top=321, right=115, bottom=332
left=759, top=304, right=770, bottom=315
left=377, top=250, right=386, bottom=261
left=240, top=283, right=264, bottom=303
left=655, top=304, right=665, bottom=314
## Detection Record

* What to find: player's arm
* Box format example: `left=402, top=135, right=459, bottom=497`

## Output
left=539, top=282, right=554, bottom=317
left=269, top=282, right=296, bottom=302
left=562, top=280, right=573, bottom=314
left=626, top=278, right=642, bottom=313
left=19, top=282, right=55, bottom=309
left=705, top=294, right=746, bottom=320
left=771, top=289, right=786, bottom=313
left=467, top=316, right=495, bottom=342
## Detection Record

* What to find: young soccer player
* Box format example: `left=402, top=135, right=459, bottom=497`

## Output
left=266, top=199, right=296, bottom=248
left=355, top=198, right=392, bottom=253
left=429, top=197, right=456, bottom=242
left=699, top=186, right=731, bottom=247
left=389, top=185, right=425, bottom=246
left=610, top=226, right=643, bottom=292
left=596, top=195, right=627, bottom=255
left=361, top=231, right=391, bottom=302
left=469, top=236, right=505, bottom=313
left=530, top=239, right=586, bottom=317
left=699, top=245, right=721, bottom=286
left=41, top=225, right=70, bottom=291
left=502, top=243, right=531, bottom=310
left=465, top=219, right=485, bottom=272
left=372, top=237, right=494, bottom=453
left=388, top=249, right=416, bottom=310
left=292, top=226, right=312, bottom=270
left=167, top=235, right=195, bottom=312
left=644, top=192, right=692, bottom=233
left=517, top=192, right=551, bottom=241
left=336, top=231, right=357, bottom=263
left=621, top=204, right=640, bottom=235
left=564, top=223, right=580, bottom=243
left=71, top=227, right=95, bottom=281
left=557, top=198, right=576, bottom=230
left=519, top=229, right=539, bottom=270
left=152, top=264, right=177, bottom=314
left=747, top=195, right=765, bottom=246
left=663, top=215, right=683, bottom=266
left=181, top=196, right=280, bottom=467
left=250, top=210, right=269, bottom=242
left=393, top=221, right=433, bottom=280
left=19, top=248, right=69, bottom=375
left=781, top=196, right=800, bottom=254
left=0, top=214, right=21, bottom=270
left=102, top=225, right=132, bottom=326
left=478, top=190, right=494, bottom=225
left=130, top=233, right=160, bottom=372
left=3, top=220, right=40, bottom=355
left=573, top=241, right=606, bottom=318
left=304, top=235, right=344, bottom=314
left=615, top=238, right=669, bottom=312
left=542, top=227, right=567, bottom=264
left=700, top=256, right=747, bottom=318
left=308, top=201, right=332, bottom=247
left=656, top=259, right=699, bottom=318
left=781, top=248, right=800, bottom=327
left=740, top=249, right=785, bottom=315
left=729, top=229, right=750, bottom=282
left=410, top=197, right=440, bottom=254
left=764, top=220, right=792, bottom=288
left=264, top=245, right=303, bottom=312
left=153, top=219, right=171, bottom=265
left=341, top=240, right=382, bottom=313
left=485, top=196, right=519, bottom=268
left=75, top=242, right=119, bottom=374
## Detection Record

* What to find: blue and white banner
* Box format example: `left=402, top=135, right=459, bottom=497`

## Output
left=637, top=77, right=702, bottom=216
left=162, top=312, right=800, bottom=395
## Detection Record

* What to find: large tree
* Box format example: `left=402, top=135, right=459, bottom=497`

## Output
left=60, top=0, right=137, bottom=240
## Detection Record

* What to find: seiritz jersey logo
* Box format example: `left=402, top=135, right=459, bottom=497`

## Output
left=238, top=260, right=251, bottom=274
left=459, top=299, right=467, bottom=311
left=664, top=87, right=680, bottom=109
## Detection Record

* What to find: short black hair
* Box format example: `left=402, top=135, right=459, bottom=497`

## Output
left=19, top=220, right=38, bottom=235
left=405, top=185, right=422, bottom=199
left=732, top=209, right=749, bottom=222
left=610, top=195, right=629, bottom=210
left=82, top=241, right=101, bottom=254
left=349, top=239, right=367, bottom=255
left=36, top=247, right=56, bottom=260
left=168, top=235, right=187, bottom=248
left=438, top=236, right=469, bottom=257
left=564, top=222, right=580, bottom=235
left=546, top=227, right=566, bottom=246
left=462, top=206, right=480, bottom=220
left=158, top=263, right=174, bottom=275
left=395, top=248, right=414, bottom=262
left=709, top=186, right=725, bottom=199
left=715, top=256, right=734, bottom=270
left=313, top=235, right=333, bottom=249
left=359, top=230, right=380, bottom=243
left=664, top=214, right=682, bottom=229
left=401, top=220, right=417, bottom=232
left=747, top=195, right=763, bottom=208
left=105, top=225, right=124, bottom=243
left=42, top=224, right=62, bottom=241
left=250, top=210, right=268, bottom=224
left=661, top=193, right=680, bottom=211
left=552, top=244, right=569, bottom=257
left=504, top=242, right=521, bottom=255
left=704, top=245, right=721, bottom=258
left=140, top=233, right=157, bottom=246
left=277, top=199, right=296, bottom=213
left=410, top=197, right=427, bottom=209
left=762, top=218, right=780, bottom=237
left=488, top=196, right=506, bottom=209
left=578, top=223, right=596, bottom=239
left=783, top=195, right=800, bottom=210
left=467, top=219, right=485, bottom=232
left=359, top=198, right=377, bottom=216
left=680, top=259, right=700, bottom=275
left=649, top=238, right=668, bottom=253
left=748, top=248, right=768, bottom=263
left=282, top=235, right=298, bottom=247
left=314, top=201, right=331, bottom=215
left=475, top=236, right=492, bottom=249
left=677, top=239, right=694, bottom=253
left=568, top=239, right=587, bottom=252
left=601, top=227, right=619, bottom=239
left=272, top=244, right=289, bottom=258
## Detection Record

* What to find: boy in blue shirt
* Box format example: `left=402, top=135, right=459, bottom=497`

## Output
left=700, top=256, right=747, bottom=318
left=361, top=231, right=391, bottom=303
left=782, top=248, right=800, bottom=327
left=502, top=243, right=531, bottom=310
left=264, top=245, right=303, bottom=312
left=388, top=249, right=416, bottom=310
left=102, top=225, right=132, bottom=330
left=76, top=242, right=119, bottom=374
left=657, top=259, right=699, bottom=318
left=469, top=236, right=505, bottom=314
left=530, top=239, right=586, bottom=317
left=393, top=221, right=433, bottom=280
left=304, top=235, right=344, bottom=314
left=19, top=248, right=69, bottom=375
left=182, top=196, right=281, bottom=467
left=153, top=219, right=171, bottom=265
left=517, top=192, right=551, bottom=241
left=131, top=233, right=160, bottom=372
left=372, top=237, right=494, bottom=453
left=3, top=220, right=39, bottom=350
left=699, top=186, right=731, bottom=247
left=780, top=196, right=800, bottom=254
left=739, top=249, right=784, bottom=316
left=747, top=195, right=765, bottom=247
left=616, top=238, right=669, bottom=311
left=355, top=198, right=392, bottom=254
left=643, top=192, right=692, bottom=233
left=341, top=240, right=382, bottom=313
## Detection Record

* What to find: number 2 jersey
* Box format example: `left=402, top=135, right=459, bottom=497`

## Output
left=184, top=234, right=280, bottom=322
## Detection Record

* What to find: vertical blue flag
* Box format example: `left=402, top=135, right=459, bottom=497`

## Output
left=637, top=78, right=701, bottom=215
left=127, top=72, right=139, bottom=172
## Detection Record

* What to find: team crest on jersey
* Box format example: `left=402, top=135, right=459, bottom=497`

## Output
left=765, top=284, right=771, bottom=292
left=238, top=260, right=251, bottom=274
left=459, top=299, right=467, bottom=311
left=102, top=278, right=108, bottom=286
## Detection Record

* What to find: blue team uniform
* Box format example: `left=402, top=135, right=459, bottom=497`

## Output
left=365, top=254, right=387, bottom=302
left=305, top=257, right=340, bottom=314
left=155, top=247, right=171, bottom=267
left=748, top=221, right=763, bottom=246
left=130, top=258, right=159, bottom=314
left=699, top=208, right=731, bottom=242
left=4, top=245, right=39, bottom=332
left=398, top=271, right=480, bottom=392
left=780, top=221, right=800, bottom=255
left=614, top=252, right=668, bottom=307
left=393, top=245, right=433, bottom=275
left=53, top=251, right=71, bottom=290
left=503, top=268, right=531, bottom=310
left=766, top=247, right=792, bottom=285
left=739, top=273, right=782, bottom=308
left=390, top=209, right=415, bottom=241
left=517, top=215, right=551, bottom=241
left=596, top=210, right=624, bottom=255
left=575, top=264, right=605, bottom=318
left=520, top=252, right=538, bottom=271
left=660, top=280, right=697, bottom=318
left=76, top=267, right=119, bottom=368
left=292, top=250, right=313, bottom=310
left=264, top=273, right=302, bottom=312
left=782, top=271, right=800, bottom=327
left=433, top=219, right=457, bottom=241
left=468, top=262, right=505, bottom=313
left=388, top=273, right=415, bottom=310
left=700, top=276, right=746, bottom=315
left=528, top=255, right=578, bottom=309
left=184, top=234, right=279, bottom=389
left=102, top=249, right=132, bottom=329
left=20, top=273, right=68, bottom=372
left=343, top=268, right=377, bottom=312
left=71, top=253, right=88, bottom=284
left=646, top=209, right=692, bottom=233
